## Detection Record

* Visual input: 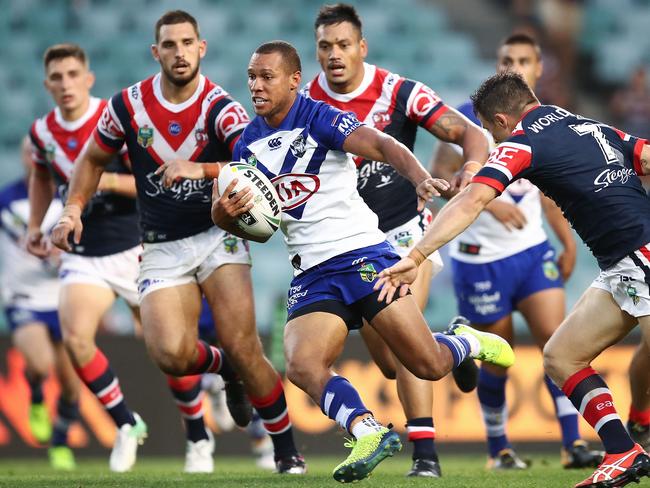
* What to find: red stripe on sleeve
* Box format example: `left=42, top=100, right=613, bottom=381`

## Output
left=472, top=175, right=505, bottom=193
left=423, top=104, right=449, bottom=130
left=93, top=130, right=120, bottom=154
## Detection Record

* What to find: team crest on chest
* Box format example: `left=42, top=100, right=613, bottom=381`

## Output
left=194, top=128, right=208, bottom=148
left=45, top=144, right=56, bottom=163
left=247, top=154, right=258, bottom=167
left=290, top=135, right=306, bottom=158
left=137, top=125, right=154, bottom=148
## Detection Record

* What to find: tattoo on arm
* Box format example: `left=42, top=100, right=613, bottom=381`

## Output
left=429, top=111, right=468, bottom=143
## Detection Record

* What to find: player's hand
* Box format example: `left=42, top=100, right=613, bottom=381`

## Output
left=415, top=177, right=450, bottom=211
left=557, top=245, right=577, bottom=282
left=211, top=179, right=254, bottom=228
left=25, top=227, right=49, bottom=258
left=155, top=159, right=204, bottom=188
left=485, top=200, right=527, bottom=231
left=373, top=257, right=419, bottom=304
left=451, top=161, right=483, bottom=191
left=51, top=205, right=83, bottom=252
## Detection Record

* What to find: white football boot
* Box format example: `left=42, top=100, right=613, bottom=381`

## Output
left=109, top=413, right=148, bottom=472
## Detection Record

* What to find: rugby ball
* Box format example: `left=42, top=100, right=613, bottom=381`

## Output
left=217, top=162, right=282, bottom=242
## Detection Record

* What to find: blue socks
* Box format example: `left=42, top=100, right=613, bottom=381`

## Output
left=478, top=367, right=510, bottom=457
left=320, top=376, right=371, bottom=434
left=544, top=375, right=580, bottom=449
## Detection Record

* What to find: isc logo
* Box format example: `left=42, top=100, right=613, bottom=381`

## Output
left=267, top=137, right=282, bottom=149
left=272, top=173, right=320, bottom=210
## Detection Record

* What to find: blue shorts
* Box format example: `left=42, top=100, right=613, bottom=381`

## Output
left=5, top=307, right=62, bottom=342
left=451, top=240, right=563, bottom=324
left=286, top=241, right=401, bottom=330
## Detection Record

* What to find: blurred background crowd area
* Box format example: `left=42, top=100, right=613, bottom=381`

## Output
left=1, top=0, right=649, bottom=335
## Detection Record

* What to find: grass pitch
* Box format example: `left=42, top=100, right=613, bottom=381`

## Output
left=0, top=453, right=622, bottom=488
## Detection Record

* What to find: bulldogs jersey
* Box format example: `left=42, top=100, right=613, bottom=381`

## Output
left=30, top=97, right=140, bottom=256
left=234, top=93, right=385, bottom=273
left=0, top=179, right=62, bottom=310
left=450, top=101, right=546, bottom=263
left=95, top=74, right=249, bottom=243
left=474, top=104, right=650, bottom=270
left=304, top=63, right=449, bottom=231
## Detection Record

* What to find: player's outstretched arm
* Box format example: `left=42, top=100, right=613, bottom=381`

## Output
left=155, top=160, right=225, bottom=188
left=26, top=165, right=55, bottom=258
left=426, top=107, right=489, bottom=191
left=343, top=125, right=449, bottom=211
left=541, top=194, right=576, bottom=281
left=374, top=182, right=498, bottom=302
left=51, top=139, right=113, bottom=252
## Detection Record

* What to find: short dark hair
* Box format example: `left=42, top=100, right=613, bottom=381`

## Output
left=43, top=43, right=88, bottom=70
left=314, top=3, right=363, bottom=37
left=500, top=32, right=541, bottom=60
left=254, top=41, right=302, bottom=74
left=471, top=72, right=537, bottom=121
left=155, top=10, right=200, bottom=43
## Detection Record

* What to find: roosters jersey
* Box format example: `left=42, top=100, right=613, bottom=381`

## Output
left=304, top=63, right=449, bottom=231
left=450, top=101, right=546, bottom=263
left=474, top=104, right=650, bottom=270
left=233, top=94, right=385, bottom=273
left=0, top=180, right=62, bottom=310
left=95, top=74, right=249, bottom=243
left=30, top=97, right=140, bottom=256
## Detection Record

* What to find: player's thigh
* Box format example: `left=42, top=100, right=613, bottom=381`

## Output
left=369, top=295, right=446, bottom=380
left=12, top=323, right=54, bottom=375
left=58, top=283, right=115, bottom=339
left=201, top=263, right=258, bottom=349
left=284, top=312, right=348, bottom=396
left=52, top=341, right=80, bottom=400
left=140, top=282, right=201, bottom=355
left=636, top=315, right=650, bottom=351
left=409, top=260, right=433, bottom=311
left=360, top=320, right=397, bottom=379
left=544, top=287, right=637, bottom=384
left=518, top=287, right=566, bottom=349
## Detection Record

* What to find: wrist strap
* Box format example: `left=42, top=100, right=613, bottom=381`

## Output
left=407, top=246, right=427, bottom=266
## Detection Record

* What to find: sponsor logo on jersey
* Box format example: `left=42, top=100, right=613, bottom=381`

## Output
left=272, top=173, right=320, bottom=211
left=411, top=85, right=442, bottom=118
left=333, top=112, right=361, bottom=137
left=626, top=284, right=640, bottom=306
left=267, top=137, right=282, bottom=150
left=66, top=138, right=78, bottom=150
left=469, top=291, right=501, bottom=316
left=137, top=125, right=154, bottom=148
left=290, top=135, right=306, bottom=158
left=543, top=261, right=560, bottom=281
left=527, top=107, right=572, bottom=133
left=372, top=111, right=391, bottom=131
left=593, top=167, right=635, bottom=193
left=358, top=262, right=377, bottom=282
left=144, top=171, right=211, bottom=202
left=287, top=284, right=308, bottom=308
left=138, top=278, right=164, bottom=295
left=351, top=257, right=367, bottom=266
left=223, top=235, right=239, bottom=254
left=247, top=155, right=258, bottom=167
left=194, top=128, right=208, bottom=148
left=168, top=121, right=182, bottom=136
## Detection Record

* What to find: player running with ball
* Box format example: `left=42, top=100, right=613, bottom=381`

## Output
left=162, top=40, right=515, bottom=483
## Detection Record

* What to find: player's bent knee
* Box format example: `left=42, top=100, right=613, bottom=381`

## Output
left=376, top=363, right=397, bottom=380
left=407, top=359, right=445, bottom=381
left=62, top=332, right=95, bottom=363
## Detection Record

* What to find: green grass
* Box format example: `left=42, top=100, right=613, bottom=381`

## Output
left=0, top=454, right=603, bottom=488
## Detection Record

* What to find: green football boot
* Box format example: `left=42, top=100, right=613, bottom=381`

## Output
left=29, top=403, right=52, bottom=444
left=332, top=427, right=402, bottom=483
left=48, top=446, right=76, bottom=471
left=450, top=324, right=515, bottom=368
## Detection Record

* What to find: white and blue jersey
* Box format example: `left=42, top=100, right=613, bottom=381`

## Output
left=0, top=179, right=62, bottom=339
left=233, top=93, right=386, bottom=273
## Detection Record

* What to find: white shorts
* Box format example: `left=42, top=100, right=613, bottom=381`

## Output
left=590, top=247, right=650, bottom=318
left=385, top=209, right=444, bottom=278
left=138, top=226, right=251, bottom=299
left=59, top=246, right=140, bottom=307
